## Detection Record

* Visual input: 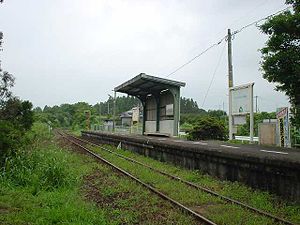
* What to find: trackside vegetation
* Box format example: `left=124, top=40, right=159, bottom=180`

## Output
left=88, top=143, right=300, bottom=225
left=0, top=125, right=197, bottom=225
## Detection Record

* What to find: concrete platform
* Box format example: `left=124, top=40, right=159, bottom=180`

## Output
left=82, top=131, right=300, bottom=202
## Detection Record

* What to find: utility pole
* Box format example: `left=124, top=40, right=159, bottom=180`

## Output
left=250, top=84, right=254, bottom=143
left=255, top=95, right=258, bottom=113
left=107, top=101, right=110, bottom=115
left=99, top=102, right=101, bottom=130
left=227, top=29, right=234, bottom=140
left=113, top=91, right=116, bottom=132
left=223, top=101, right=226, bottom=123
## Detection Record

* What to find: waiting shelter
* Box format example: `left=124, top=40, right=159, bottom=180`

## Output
left=114, top=73, right=185, bottom=136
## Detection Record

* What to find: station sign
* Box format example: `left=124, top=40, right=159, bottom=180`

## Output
left=132, top=107, right=140, bottom=123
left=276, top=107, right=290, bottom=147
left=229, top=83, right=254, bottom=140
left=233, top=115, right=247, bottom=125
left=230, top=83, right=254, bottom=115
left=84, top=110, right=91, bottom=130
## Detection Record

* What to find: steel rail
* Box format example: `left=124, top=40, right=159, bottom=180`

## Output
left=76, top=132, right=296, bottom=225
left=57, top=131, right=217, bottom=225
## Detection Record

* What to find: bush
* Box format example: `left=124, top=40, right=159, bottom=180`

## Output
left=180, top=122, right=194, bottom=132
left=2, top=146, right=75, bottom=194
left=0, top=97, right=34, bottom=166
left=24, top=122, right=51, bottom=143
left=187, top=116, right=227, bottom=141
left=0, top=120, right=22, bottom=165
left=1, top=122, right=74, bottom=194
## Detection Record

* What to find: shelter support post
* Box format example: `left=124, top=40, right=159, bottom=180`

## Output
left=155, top=95, right=160, bottom=132
left=250, top=84, right=254, bottom=143
left=170, top=87, right=180, bottom=136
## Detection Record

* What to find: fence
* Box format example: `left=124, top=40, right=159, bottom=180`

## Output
left=92, top=124, right=143, bottom=135
left=235, top=136, right=259, bottom=142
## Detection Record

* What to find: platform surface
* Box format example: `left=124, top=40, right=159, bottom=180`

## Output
left=89, top=131, right=300, bottom=165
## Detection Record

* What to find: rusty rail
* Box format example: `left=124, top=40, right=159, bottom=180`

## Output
left=57, top=131, right=217, bottom=225
left=76, top=132, right=297, bottom=225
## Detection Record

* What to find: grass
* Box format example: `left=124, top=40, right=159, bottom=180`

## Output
left=0, top=141, right=106, bottom=225
left=84, top=162, right=197, bottom=224
left=88, top=142, right=300, bottom=225
left=0, top=136, right=198, bottom=225
left=227, top=139, right=251, bottom=144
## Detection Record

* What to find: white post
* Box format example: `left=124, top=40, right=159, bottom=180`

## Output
left=229, top=88, right=233, bottom=140
left=250, top=83, right=254, bottom=143
left=113, top=91, right=116, bottom=132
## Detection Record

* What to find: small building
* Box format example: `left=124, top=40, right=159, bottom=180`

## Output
left=120, top=110, right=132, bottom=126
left=103, top=119, right=113, bottom=131
left=114, top=73, right=185, bottom=137
left=120, top=109, right=143, bottom=126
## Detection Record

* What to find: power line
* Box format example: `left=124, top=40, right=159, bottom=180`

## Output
left=202, top=42, right=226, bottom=108
left=165, top=36, right=226, bottom=78
left=232, top=6, right=292, bottom=36
left=165, top=6, right=291, bottom=78
left=228, top=0, right=272, bottom=28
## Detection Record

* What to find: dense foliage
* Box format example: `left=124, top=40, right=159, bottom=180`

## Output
left=2, top=123, right=71, bottom=192
left=187, top=116, right=227, bottom=141
left=34, top=96, right=219, bottom=130
left=36, top=96, right=142, bottom=129
left=260, top=0, right=300, bottom=128
left=93, top=96, right=140, bottom=116
left=180, top=97, right=205, bottom=114
left=0, top=80, right=34, bottom=164
left=0, top=129, right=112, bottom=225
left=0, top=33, right=34, bottom=165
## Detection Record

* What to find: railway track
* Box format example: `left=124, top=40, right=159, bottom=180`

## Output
left=79, top=134, right=296, bottom=225
left=58, top=131, right=297, bottom=225
left=57, top=130, right=216, bottom=225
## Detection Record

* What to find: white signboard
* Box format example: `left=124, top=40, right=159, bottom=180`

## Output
left=233, top=115, right=246, bottom=125
left=166, top=104, right=174, bottom=116
left=230, top=83, right=254, bottom=115
left=132, top=107, right=140, bottom=122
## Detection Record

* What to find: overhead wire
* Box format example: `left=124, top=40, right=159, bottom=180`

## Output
left=232, top=6, right=292, bottom=36
left=165, top=36, right=226, bottom=78
left=164, top=6, right=291, bottom=78
left=202, top=42, right=226, bottom=108
left=228, top=0, right=272, bottom=28
left=213, top=0, right=272, bottom=39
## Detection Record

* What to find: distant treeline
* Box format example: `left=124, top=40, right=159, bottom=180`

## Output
left=34, top=95, right=276, bottom=137
left=34, top=96, right=226, bottom=129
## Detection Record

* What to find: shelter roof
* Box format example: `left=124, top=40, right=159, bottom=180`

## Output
left=114, top=73, right=185, bottom=97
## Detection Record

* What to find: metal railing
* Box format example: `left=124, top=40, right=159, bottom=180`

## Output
left=92, top=124, right=143, bottom=135
left=235, top=135, right=259, bottom=142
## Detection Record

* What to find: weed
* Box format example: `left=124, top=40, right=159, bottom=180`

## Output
left=0, top=135, right=198, bottom=224
left=91, top=143, right=300, bottom=225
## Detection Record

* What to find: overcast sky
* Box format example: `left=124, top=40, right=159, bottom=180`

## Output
left=0, top=0, right=290, bottom=112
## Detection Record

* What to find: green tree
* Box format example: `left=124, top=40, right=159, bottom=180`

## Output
left=0, top=31, right=34, bottom=163
left=0, top=88, right=34, bottom=164
left=207, top=110, right=227, bottom=119
left=260, top=0, right=300, bottom=128
left=187, top=116, right=227, bottom=141
left=180, top=97, right=204, bottom=114
left=0, top=71, right=15, bottom=101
